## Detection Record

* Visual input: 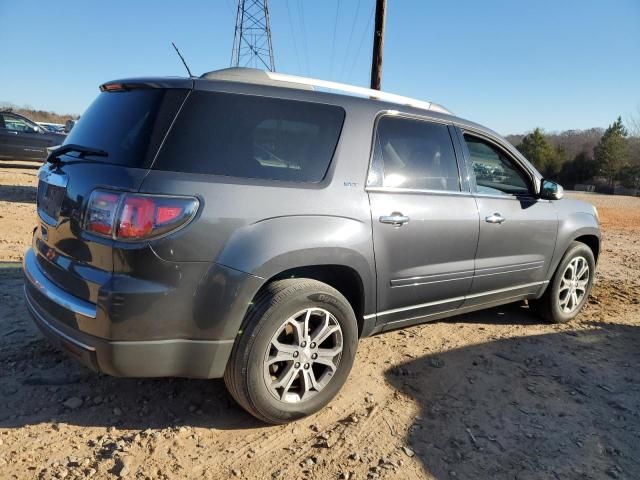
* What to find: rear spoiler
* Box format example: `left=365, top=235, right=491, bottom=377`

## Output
left=99, top=77, right=194, bottom=92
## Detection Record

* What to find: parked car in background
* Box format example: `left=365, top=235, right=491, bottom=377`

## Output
left=37, top=122, right=66, bottom=134
left=0, top=111, right=66, bottom=161
left=23, top=68, right=601, bottom=424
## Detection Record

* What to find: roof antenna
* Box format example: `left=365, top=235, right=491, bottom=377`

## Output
left=171, top=42, right=193, bottom=77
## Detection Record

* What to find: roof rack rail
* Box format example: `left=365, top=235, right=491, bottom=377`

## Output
left=200, top=68, right=451, bottom=115
left=265, top=71, right=452, bottom=115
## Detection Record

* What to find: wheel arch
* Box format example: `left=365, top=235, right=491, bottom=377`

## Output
left=215, top=215, right=377, bottom=337
left=545, top=209, right=601, bottom=282
left=265, top=264, right=368, bottom=337
left=573, top=234, right=600, bottom=263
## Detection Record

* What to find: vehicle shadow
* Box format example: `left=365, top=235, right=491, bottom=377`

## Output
left=385, top=321, right=640, bottom=479
left=0, top=184, right=37, bottom=203
left=440, top=301, right=541, bottom=326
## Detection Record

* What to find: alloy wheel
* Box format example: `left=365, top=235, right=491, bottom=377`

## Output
left=558, top=256, right=590, bottom=314
left=263, top=307, right=343, bottom=403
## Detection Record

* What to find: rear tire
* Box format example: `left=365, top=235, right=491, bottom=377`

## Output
left=531, top=241, right=595, bottom=323
left=224, top=279, right=358, bottom=424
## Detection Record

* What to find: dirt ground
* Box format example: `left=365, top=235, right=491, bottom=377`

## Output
left=1, top=164, right=639, bottom=480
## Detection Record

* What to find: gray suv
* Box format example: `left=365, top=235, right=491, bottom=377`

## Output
left=23, top=68, right=600, bottom=423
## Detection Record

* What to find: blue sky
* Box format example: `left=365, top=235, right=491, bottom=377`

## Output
left=1, top=0, right=638, bottom=134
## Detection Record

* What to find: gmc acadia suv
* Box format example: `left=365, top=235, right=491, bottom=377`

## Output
left=23, top=68, right=600, bottom=423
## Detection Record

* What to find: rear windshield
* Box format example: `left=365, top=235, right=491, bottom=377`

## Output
left=63, top=88, right=188, bottom=168
left=153, top=91, right=345, bottom=182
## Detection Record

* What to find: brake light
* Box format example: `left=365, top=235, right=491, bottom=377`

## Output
left=101, top=83, right=127, bottom=92
left=85, top=191, right=120, bottom=236
left=84, top=190, right=198, bottom=241
left=156, top=206, right=183, bottom=225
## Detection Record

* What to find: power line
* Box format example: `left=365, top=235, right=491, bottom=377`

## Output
left=225, top=0, right=236, bottom=16
left=285, top=0, right=302, bottom=74
left=347, top=4, right=375, bottom=82
left=329, top=0, right=341, bottom=79
left=296, top=0, right=311, bottom=76
left=338, top=0, right=362, bottom=81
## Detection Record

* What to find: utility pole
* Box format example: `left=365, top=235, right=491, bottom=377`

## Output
left=370, top=0, right=386, bottom=90
left=231, top=0, right=276, bottom=71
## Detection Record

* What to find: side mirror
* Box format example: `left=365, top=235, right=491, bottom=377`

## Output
left=540, top=179, right=564, bottom=200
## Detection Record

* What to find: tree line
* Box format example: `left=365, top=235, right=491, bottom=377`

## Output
left=0, top=102, right=78, bottom=125
left=506, top=112, right=640, bottom=193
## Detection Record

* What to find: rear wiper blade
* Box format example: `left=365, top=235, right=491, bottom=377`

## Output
left=47, top=144, right=108, bottom=164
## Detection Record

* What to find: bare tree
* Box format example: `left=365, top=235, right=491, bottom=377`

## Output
left=626, top=105, right=640, bottom=137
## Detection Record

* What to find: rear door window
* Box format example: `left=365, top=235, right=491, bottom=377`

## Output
left=154, top=91, right=345, bottom=182
left=367, top=116, right=460, bottom=191
left=63, top=88, right=188, bottom=168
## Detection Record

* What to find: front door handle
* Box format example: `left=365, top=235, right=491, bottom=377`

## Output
left=485, top=213, right=506, bottom=224
left=379, top=212, right=410, bottom=227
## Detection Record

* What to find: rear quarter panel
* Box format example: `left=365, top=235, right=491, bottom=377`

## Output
left=139, top=99, right=378, bottom=316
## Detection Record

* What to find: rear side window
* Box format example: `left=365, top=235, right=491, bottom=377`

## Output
left=64, top=88, right=188, bottom=168
left=367, top=116, right=460, bottom=191
left=154, top=91, right=345, bottom=182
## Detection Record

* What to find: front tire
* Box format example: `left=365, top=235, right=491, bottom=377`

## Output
left=532, top=241, right=596, bottom=323
left=224, top=279, right=358, bottom=424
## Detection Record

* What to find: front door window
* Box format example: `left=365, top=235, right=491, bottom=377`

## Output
left=463, top=134, right=531, bottom=196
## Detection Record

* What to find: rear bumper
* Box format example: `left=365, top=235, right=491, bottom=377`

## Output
left=23, top=249, right=234, bottom=378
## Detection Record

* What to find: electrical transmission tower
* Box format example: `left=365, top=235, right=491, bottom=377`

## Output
left=231, top=0, right=275, bottom=71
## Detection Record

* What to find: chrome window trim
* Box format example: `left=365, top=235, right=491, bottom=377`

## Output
left=364, top=111, right=470, bottom=195
left=365, top=186, right=474, bottom=197
left=376, top=110, right=453, bottom=126
left=455, top=125, right=540, bottom=197
left=455, top=123, right=537, bottom=178
left=473, top=192, right=547, bottom=201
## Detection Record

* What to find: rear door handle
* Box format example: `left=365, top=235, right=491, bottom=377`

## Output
left=485, top=213, right=506, bottom=224
left=379, top=212, right=410, bottom=227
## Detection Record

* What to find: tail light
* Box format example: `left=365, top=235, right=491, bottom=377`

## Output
left=84, top=189, right=199, bottom=241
